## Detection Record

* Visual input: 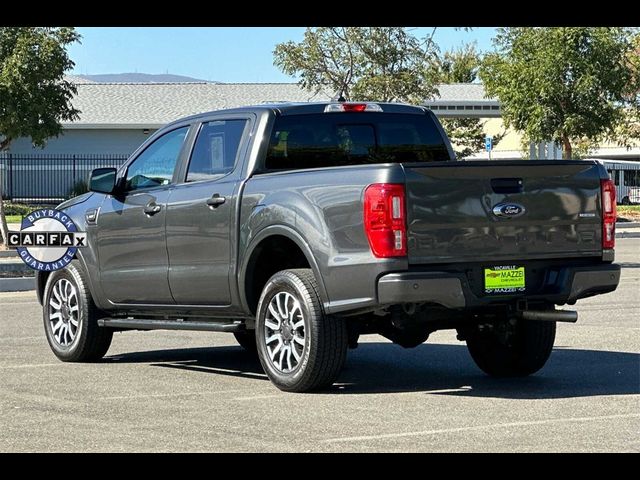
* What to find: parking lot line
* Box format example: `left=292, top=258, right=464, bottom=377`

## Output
left=0, top=336, right=42, bottom=342
left=0, top=363, right=60, bottom=369
left=103, top=388, right=256, bottom=400
left=234, top=394, right=283, bottom=401
left=323, top=413, right=640, bottom=443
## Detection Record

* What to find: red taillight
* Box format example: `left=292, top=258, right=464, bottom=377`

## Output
left=364, top=183, right=407, bottom=258
left=324, top=103, right=383, bottom=113
left=341, top=103, right=368, bottom=112
left=601, top=179, right=616, bottom=249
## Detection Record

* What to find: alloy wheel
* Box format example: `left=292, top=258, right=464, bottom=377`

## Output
left=263, top=291, right=306, bottom=373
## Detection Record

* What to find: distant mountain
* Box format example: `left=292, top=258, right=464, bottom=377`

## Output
left=77, top=73, right=217, bottom=83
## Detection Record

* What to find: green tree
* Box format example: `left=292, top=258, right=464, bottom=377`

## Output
left=274, top=27, right=439, bottom=103
left=480, top=27, right=638, bottom=159
left=0, top=27, right=80, bottom=245
left=274, top=28, right=497, bottom=160
left=431, top=44, right=504, bottom=159
left=609, top=31, right=640, bottom=148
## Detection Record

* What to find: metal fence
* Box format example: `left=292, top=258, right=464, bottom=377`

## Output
left=0, top=153, right=129, bottom=204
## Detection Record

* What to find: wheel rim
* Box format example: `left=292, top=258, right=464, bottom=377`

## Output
left=48, top=278, right=80, bottom=347
left=263, top=291, right=306, bottom=373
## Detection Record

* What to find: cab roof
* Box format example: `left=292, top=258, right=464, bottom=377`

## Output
left=166, top=102, right=429, bottom=127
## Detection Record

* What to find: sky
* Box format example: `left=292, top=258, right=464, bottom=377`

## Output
left=68, top=27, right=498, bottom=83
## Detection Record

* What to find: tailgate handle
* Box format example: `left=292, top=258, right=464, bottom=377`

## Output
left=491, top=178, right=523, bottom=194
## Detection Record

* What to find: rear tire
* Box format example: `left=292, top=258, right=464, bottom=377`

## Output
left=255, top=269, right=347, bottom=392
left=466, top=317, right=555, bottom=377
left=621, top=196, right=631, bottom=206
left=43, top=260, right=113, bottom=362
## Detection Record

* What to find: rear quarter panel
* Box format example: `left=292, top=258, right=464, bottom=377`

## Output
left=239, top=164, right=407, bottom=313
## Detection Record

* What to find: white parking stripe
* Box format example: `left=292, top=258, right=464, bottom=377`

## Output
left=103, top=389, right=260, bottom=400
left=0, top=302, right=38, bottom=306
left=234, top=394, right=282, bottom=401
left=0, top=336, right=42, bottom=341
left=0, top=363, right=59, bottom=369
left=324, top=413, right=640, bottom=443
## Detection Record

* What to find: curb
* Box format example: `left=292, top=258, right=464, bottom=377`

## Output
left=0, top=277, right=35, bottom=292
left=0, top=263, right=33, bottom=275
left=617, top=231, right=640, bottom=239
left=616, top=222, right=640, bottom=228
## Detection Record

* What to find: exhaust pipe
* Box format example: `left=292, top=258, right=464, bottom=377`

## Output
left=520, top=309, right=578, bottom=323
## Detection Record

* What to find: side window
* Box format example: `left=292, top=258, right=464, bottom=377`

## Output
left=125, top=127, right=189, bottom=191
left=186, top=119, right=248, bottom=182
left=624, top=170, right=638, bottom=187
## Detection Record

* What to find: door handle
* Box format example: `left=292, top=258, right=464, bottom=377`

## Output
left=143, top=203, right=162, bottom=216
left=206, top=194, right=226, bottom=208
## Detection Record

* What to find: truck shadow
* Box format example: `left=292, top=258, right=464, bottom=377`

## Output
left=106, top=343, right=640, bottom=399
left=335, top=343, right=640, bottom=399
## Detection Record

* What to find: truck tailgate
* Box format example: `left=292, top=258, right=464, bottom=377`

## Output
left=404, top=160, right=604, bottom=264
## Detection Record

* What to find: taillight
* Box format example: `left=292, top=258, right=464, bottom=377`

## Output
left=601, top=179, right=616, bottom=249
left=364, top=183, right=407, bottom=258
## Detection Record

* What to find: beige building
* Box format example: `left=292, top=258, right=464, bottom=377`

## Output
left=6, top=79, right=638, bottom=162
left=425, top=84, right=640, bottom=162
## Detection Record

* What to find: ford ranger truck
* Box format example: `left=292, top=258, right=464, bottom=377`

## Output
left=36, top=102, right=620, bottom=392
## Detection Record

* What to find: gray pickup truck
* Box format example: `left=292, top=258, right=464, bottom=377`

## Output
left=37, top=102, right=620, bottom=392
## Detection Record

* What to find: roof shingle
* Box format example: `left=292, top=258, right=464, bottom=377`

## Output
left=63, top=80, right=496, bottom=127
left=66, top=82, right=331, bottom=126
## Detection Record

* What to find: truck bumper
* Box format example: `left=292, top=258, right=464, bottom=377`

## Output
left=377, top=263, right=621, bottom=308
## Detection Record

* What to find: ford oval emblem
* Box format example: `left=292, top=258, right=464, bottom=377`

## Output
left=492, top=203, right=526, bottom=218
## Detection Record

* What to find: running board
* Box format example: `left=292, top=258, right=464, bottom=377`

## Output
left=98, top=318, right=245, bottom=332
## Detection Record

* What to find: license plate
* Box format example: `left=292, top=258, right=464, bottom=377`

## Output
left=484, top=265, right=525, bottom=294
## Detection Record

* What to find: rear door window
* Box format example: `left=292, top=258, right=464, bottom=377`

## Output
left=186, top=119, right=248, bottom=182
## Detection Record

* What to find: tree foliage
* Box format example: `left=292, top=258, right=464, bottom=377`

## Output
left=0, top=27, right=80, bottom=244
left=480, top=27, right=638, bottom=159
left=274, top=28, right=499, bottom=159
left=610, top=32, right=640, bottom=149
left=274, top=27, right=439, bottom=103
left=430, top=44, right=504, bottom=159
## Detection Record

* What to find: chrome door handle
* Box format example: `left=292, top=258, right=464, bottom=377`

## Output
left=143, top=203, right=162, bottom=215
left=206, top=195, right=226, bottom=208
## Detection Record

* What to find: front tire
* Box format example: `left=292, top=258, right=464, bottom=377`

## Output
left=43, top=260, right=113, bottom=362
left=466, top=317, right=555, bottom=377
left=255, top=269, right=347, bottom=392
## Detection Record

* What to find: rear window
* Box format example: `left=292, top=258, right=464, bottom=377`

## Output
left=264, top=113, right=451, bottom=171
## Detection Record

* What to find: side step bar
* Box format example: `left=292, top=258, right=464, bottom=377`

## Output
left=98, top=318, right=245, bottom=332
left=520, top=310, right=578, bottom=323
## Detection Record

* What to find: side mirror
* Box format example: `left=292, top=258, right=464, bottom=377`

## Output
left=89, top=168, right=118, bottom=194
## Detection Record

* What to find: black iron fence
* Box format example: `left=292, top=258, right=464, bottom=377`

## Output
left=0, top=153, right=129, bottom=204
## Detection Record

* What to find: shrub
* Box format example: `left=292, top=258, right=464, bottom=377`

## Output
left=67, top=180, right=89, bottom=199
left=3, top=203, right=33, bottom=216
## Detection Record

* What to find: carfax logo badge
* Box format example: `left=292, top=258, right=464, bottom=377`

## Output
left=7, top=209, right=87, bottom=272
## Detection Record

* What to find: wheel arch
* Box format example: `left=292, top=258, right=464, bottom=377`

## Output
left=36, top=250, right=97, bottom=307
left=239, top=225, right=329, bottom=316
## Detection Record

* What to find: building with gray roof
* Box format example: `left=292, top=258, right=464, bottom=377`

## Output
left=8, top=81, right=331, bottom=155
left=5, top=80, right=637, bottom=162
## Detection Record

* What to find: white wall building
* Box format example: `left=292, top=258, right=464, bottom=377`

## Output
left=7, top=78, right=640, bottom=162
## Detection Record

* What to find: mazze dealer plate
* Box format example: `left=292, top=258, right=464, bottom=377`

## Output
left=484, top=265, right=525, bottom=294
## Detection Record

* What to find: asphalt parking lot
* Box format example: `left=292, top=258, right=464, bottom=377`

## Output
left=1, top=239, right=638, bottom=452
